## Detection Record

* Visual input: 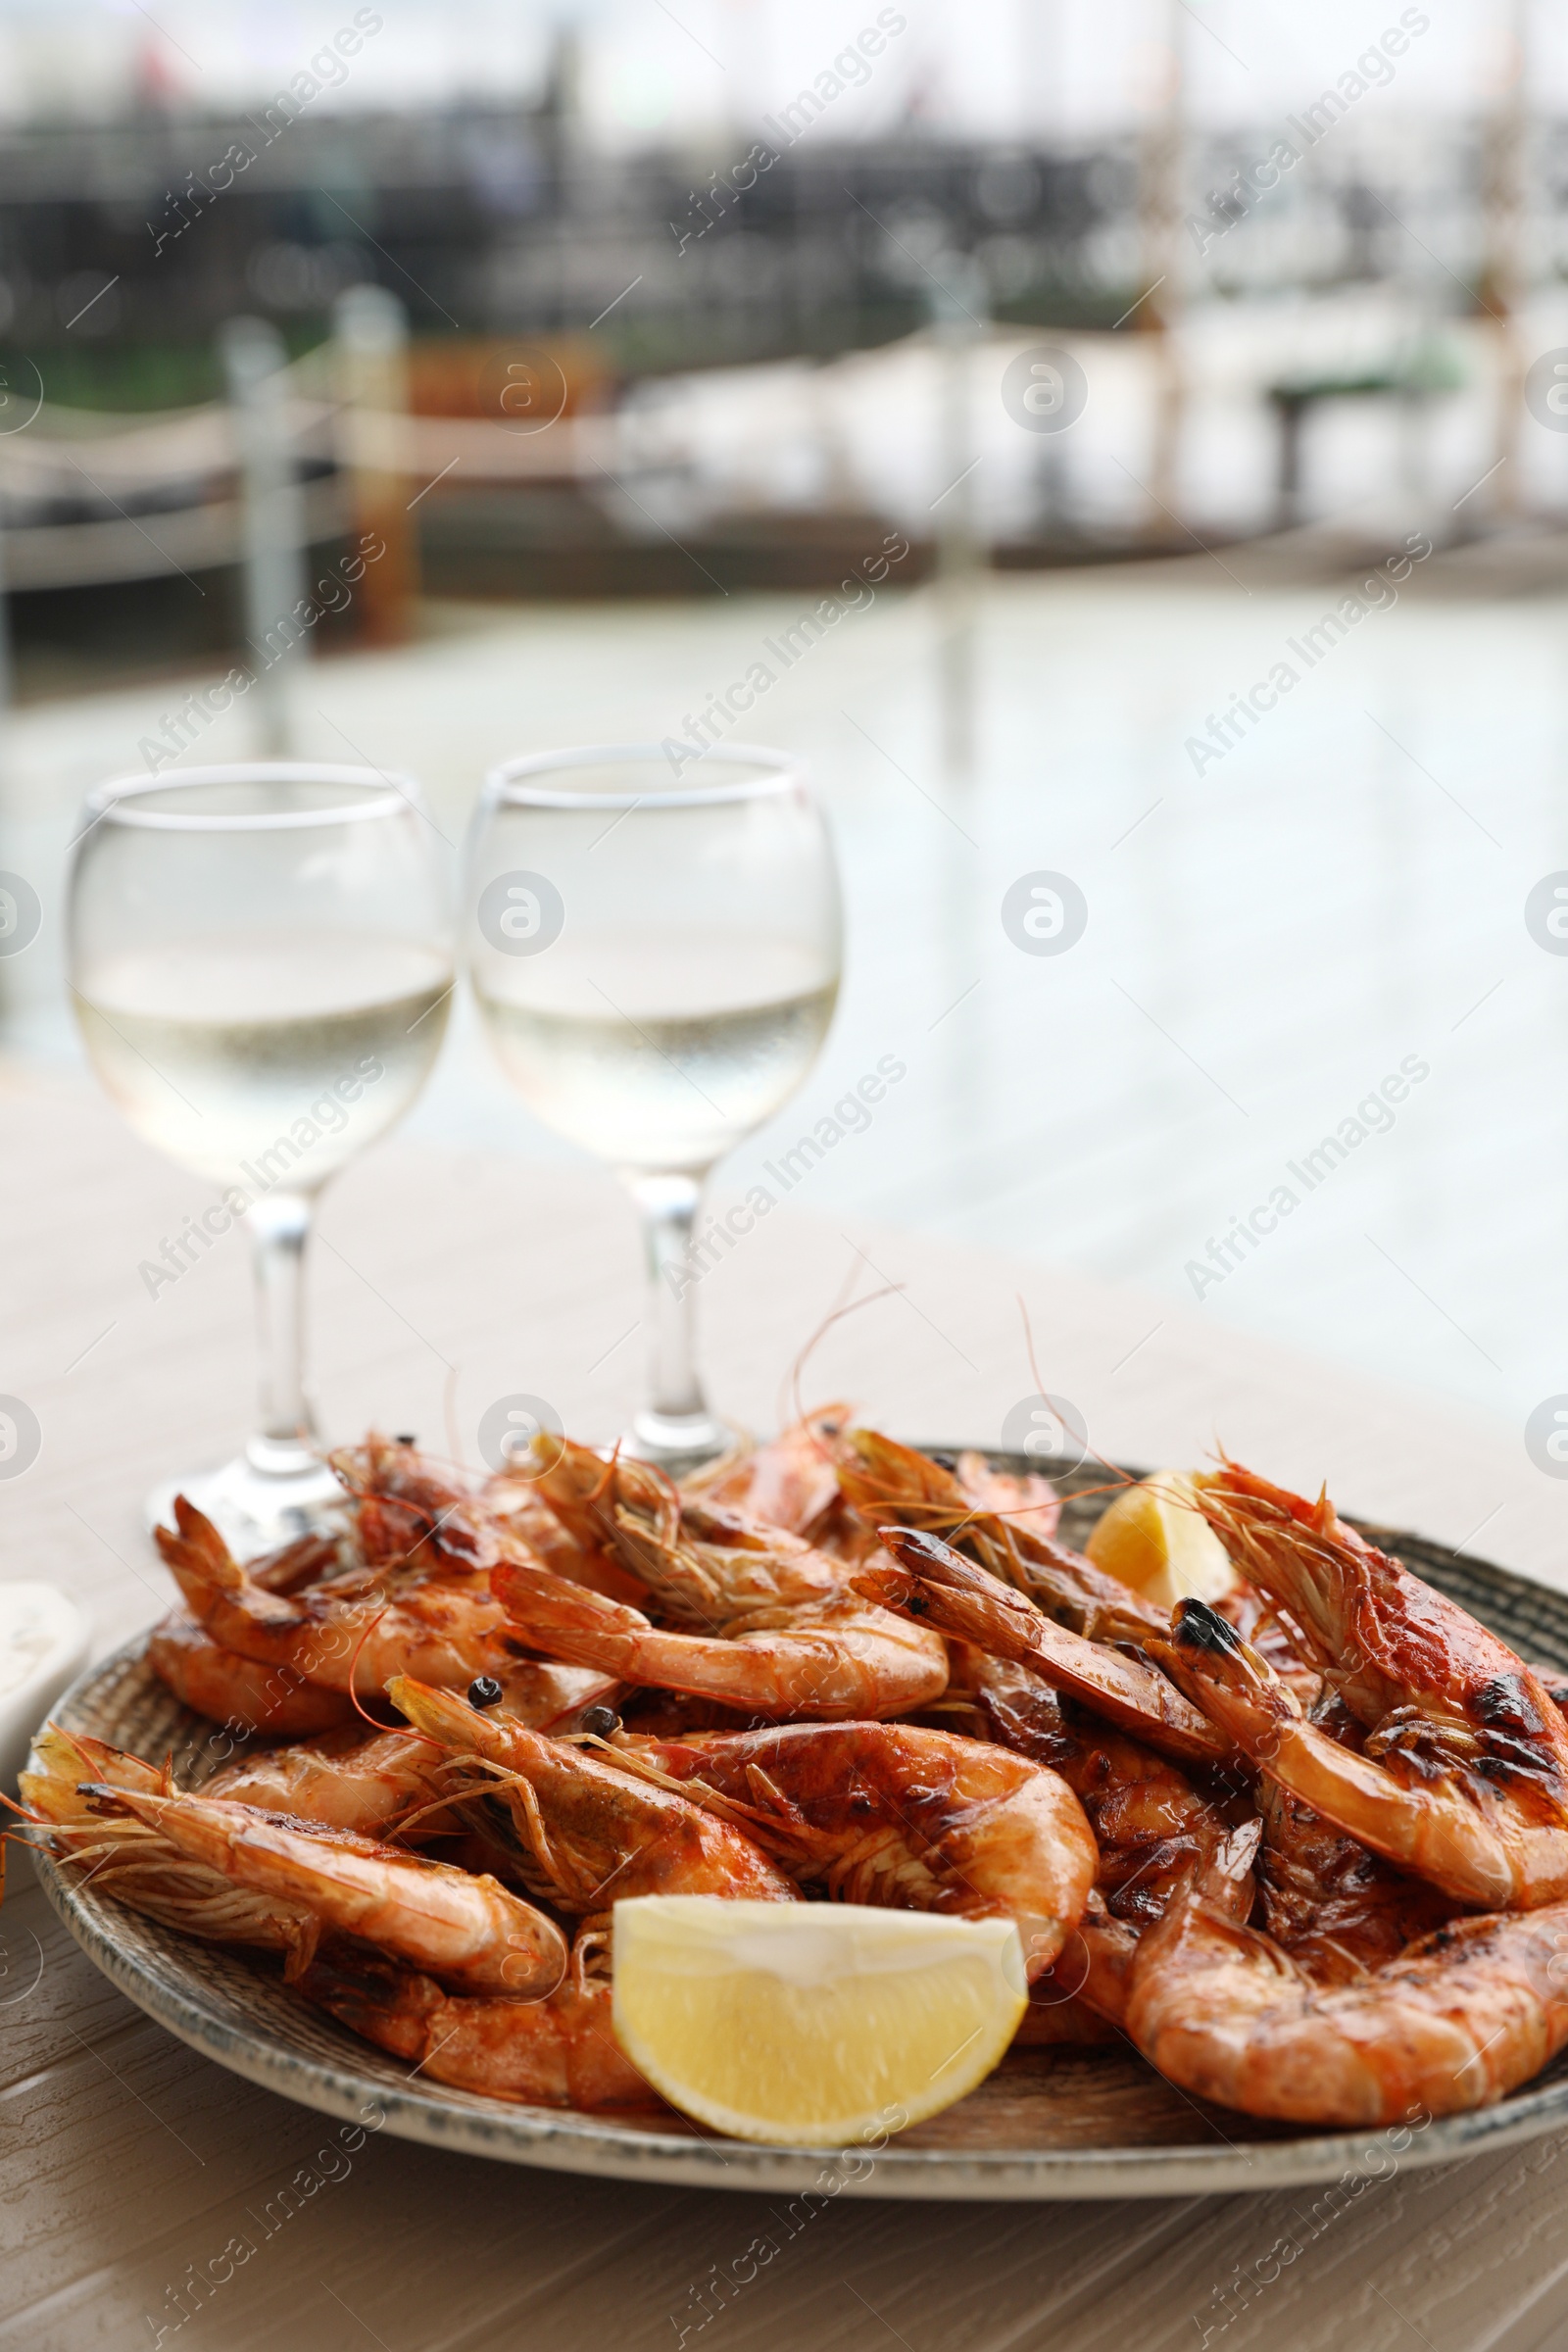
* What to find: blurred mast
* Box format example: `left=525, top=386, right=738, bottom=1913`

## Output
left=221, top=316, right=309, bottom=759
left=333, top=285, right=417, bottom=645
left=1479, top=0, right=1529, bottom=520
left=930, top=258, right=988, bottom=787
left=1019, top=0, right=1061, bottom=134
left=1135, top=0, right=1186, bottom=538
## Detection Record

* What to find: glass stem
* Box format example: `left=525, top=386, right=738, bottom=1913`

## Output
left=630, top=1171, right=707, bottom=1420
left=244, top=1189, right=319, bottom=1475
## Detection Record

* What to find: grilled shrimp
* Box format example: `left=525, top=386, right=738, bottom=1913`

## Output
left=1197, top=1459, right=1568, bottom=1752
left=1126, top=1828, right=1568, bottom=2125
left=835, top=1428, right=1157, bottom=1644
left=247, top=1530, right=345, bottom=1594
left=700, top=1405, right=852, bottom=1536
left=614, top=1720, right=1097, bottom=1978
left=529, top=1438, right=679, bottom=1561
left=493, top=1551, right=949, bottom=1720
left=87, top=1784, right=568, bottom=1995
left=387, top=1677, right=798, bottom=1914
left=348, top=1434, right=649, bottom=1615
left=967, top=1650, right=1249, bottom=2024
left=483, top=1437, right=668, bottom=1606
left=156, top=1495, right=514, bottom=1696
left=606, top=1477, right=945, bottom=1688
left=147, top=1616, right=354, bottom=1735
left=299, top=1936, right=654, bottom=2109
left=484, top=1475, right=651, bottom=1607
left=22, top=1728, right=317, bottom=1959
left=1155, top=1585, right=1568, bottom=1911
left=858, top=1527, right=1231, bottom=1769
left=1255, top=1775, right=1455, bottom=1984
left=490, top=1662, right=626, bottom=1729
left=22, top=1724, right=164, bottom=1821
left=330, top=1433, right=507, bottom=1573
left=1024, top=1892, right=1145, bottom=2029
left=971, top=1652, right=1236, bottom=1929
left=205, top=1726, right=449, bottom=1838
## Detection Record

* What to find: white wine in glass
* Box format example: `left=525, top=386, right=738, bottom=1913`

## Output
left=69, top=765, right=454, bottom=1554
left=466, top=747, right=842, bottom=1470
left=74, top=932, right=452, bottom=1188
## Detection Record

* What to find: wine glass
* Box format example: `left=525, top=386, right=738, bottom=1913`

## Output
left=68, top=763, right=454, bottom=1554
left=465, top=744, right=842, bottom=1471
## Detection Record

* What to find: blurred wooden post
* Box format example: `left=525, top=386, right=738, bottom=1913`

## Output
left=1136, top=0, right=1185, bottom=542
left=332, top=285, right=417, bottom=645
left=0, top=507, right=11, bottom=725
left=220, top=315, right=309, bottom=758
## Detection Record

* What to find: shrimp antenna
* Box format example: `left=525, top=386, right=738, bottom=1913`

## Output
left=642, top=1456, right=685, bottom=1520
left=1016, top=1291, right=1048, bottom=1405
left=345, top=1605, right=389, bottom=1734
left=385, top=1786, right=468, bottom=1843
left=344, top=1605, right=447, bottom=1747
left=1015, top=1292, right=1133, bottom=1499
left=583, top=1439, right=679, bottom=1539
left=782, top=1266, right=903, bottom=1443
left=782, top=1250, right=864, bottom=1438
left=587, top=1441, right=623, bottom=1508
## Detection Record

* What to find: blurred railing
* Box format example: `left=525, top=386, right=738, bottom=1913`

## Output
left=0, top=356, right=624, bottom=594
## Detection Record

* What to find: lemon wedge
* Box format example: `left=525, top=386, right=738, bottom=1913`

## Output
left=1084, top=1470, right=1237, bottom=1611
left=611, top=1897, right=1027, bottom=2146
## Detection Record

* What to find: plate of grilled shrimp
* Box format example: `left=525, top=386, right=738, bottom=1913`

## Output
left=22, top=1417, right=1568, bottom=2198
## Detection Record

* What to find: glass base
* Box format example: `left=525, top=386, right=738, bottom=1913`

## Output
left=144, top=1451, right=350, bottom=1562
left=622, top=1407, right=740, bottom=1482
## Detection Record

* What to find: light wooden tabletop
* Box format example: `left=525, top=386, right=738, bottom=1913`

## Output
left=5, top=1071, right=1568, bottom=2352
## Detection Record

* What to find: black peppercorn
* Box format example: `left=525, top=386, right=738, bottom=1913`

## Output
left=467, top=1675, right=504, bottom=1708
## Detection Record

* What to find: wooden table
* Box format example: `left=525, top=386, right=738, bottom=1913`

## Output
left=6, top=1072, right=1568, bottom=2352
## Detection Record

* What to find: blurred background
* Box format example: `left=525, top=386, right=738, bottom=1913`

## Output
left=2, top=0, right=1567, bottom=1451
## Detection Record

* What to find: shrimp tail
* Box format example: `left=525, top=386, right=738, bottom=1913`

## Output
left=296, top=1943, right=658, bottom=2109
left=493, top=1556, right=638, bottom=1661
left=154, top=1500, right=309, bottom=1663
left=155, top=1495, right=247, bottom=1600
left=20, top=1724, right=167, bottom=1822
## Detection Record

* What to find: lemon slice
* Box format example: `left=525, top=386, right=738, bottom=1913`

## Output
left=612, top=1897, right=1027, bottom=2146
left=1084, top=1470, right=1237, bottom=1611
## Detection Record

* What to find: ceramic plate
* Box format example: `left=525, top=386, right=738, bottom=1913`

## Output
left=30, top=1453, right=1568, bottom=2199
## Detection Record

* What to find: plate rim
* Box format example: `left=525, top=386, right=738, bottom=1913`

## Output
left=31, top=1449, right=1568, bottom=2200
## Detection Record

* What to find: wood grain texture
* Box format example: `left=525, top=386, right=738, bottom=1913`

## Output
left=7, top=1072, right=1568, bottom=2347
